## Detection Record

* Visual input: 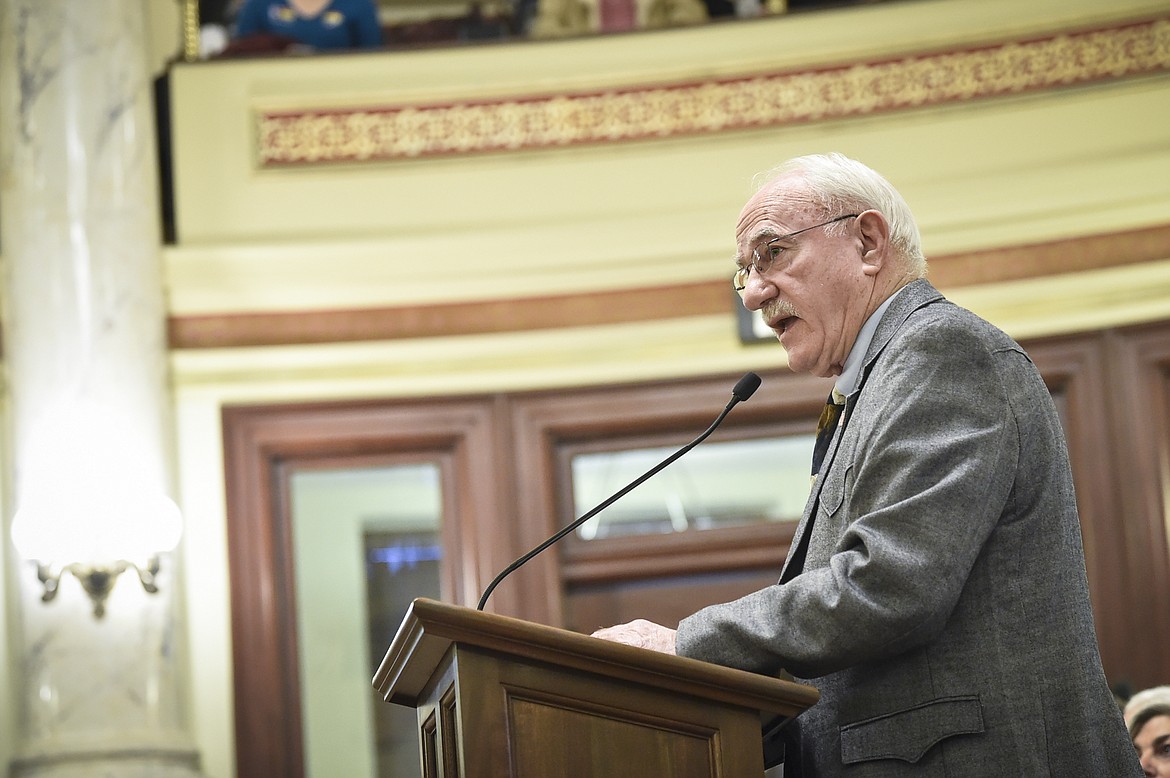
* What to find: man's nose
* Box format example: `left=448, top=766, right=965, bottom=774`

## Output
left=739, top=269, right=775, bottom=311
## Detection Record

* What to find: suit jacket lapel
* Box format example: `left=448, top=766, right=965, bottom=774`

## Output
left=779, top=393, right=853, bottom=582
left=777, top=279, right=945, bottom=583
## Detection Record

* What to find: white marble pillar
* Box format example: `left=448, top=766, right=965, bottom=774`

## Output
left=0, top=1, right=202, bottom=776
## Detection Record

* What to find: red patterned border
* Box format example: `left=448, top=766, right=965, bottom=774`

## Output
left=257, top=17, right=1170, bottom=166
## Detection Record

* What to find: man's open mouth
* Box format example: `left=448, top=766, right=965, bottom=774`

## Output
left=772, top=316, right=797, bottom=333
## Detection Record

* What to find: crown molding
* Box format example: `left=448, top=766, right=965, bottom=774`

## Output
left=168, top=222, right=1170, bottom=349
left=256, top=16, right=1169, bottom=166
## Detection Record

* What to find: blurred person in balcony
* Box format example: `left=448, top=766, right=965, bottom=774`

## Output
left=592, top=152, right=1140, bottom=776
left=230, top=0, right=383, bottom=54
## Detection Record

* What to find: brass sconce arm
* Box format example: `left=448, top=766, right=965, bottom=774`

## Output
left=35, top=557, right=163, bottom=619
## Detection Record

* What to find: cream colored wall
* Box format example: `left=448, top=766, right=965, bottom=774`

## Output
left=163, top=1, right=1170, bottom=775
left=146, top=0, right=184, bottom=73
left=165, top=0, right=1170, bottom=400
left=167, top=72, right=1170, bottom=400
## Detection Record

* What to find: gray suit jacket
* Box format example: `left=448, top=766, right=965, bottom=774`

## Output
left=677, top=280, right=1139, bottom=776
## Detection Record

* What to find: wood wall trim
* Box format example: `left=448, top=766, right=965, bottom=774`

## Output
left=926, top=223, right=1170, bottom=288
left=221, top=406, right=306, bottom=778
left=1026, top=335, right=1130, bottom=684
left=1101, top=324, right=1170, bottom=686
left=221, top=397, right=512, bottom=778
left=168, top=223, right=1170, bottom=349
left=221, top=326, right=1170, bottom=778
left=170, top=282, right=727, bottom=348
left=503, top=368, right=831, bottom=626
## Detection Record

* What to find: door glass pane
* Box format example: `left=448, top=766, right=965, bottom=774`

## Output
left=570, top=435, right=814, bottom=539
left=290, top=463, right=443, bottom=778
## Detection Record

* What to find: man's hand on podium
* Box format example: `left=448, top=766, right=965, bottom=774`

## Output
left=591, top=620, right=677, bottom=654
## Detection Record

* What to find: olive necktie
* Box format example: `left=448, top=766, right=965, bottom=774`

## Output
left=811, top=389, right=846, bottom=478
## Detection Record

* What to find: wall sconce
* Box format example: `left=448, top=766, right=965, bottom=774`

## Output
left=11, top=493, right=183, bottom=619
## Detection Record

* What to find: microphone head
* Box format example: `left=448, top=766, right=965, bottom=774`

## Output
left=732, top=372, right=762, bottom=402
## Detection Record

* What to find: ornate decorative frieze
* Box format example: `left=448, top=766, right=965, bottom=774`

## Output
left=257, top=17, right=1169, bottom=166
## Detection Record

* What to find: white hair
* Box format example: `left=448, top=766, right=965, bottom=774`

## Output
left=755, top=153, right=927, bottom=277
left=1125, top=685, right=1170, bottom=726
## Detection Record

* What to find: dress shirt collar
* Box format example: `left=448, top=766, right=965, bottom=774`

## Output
left=835, top=285, right=910, bottom=398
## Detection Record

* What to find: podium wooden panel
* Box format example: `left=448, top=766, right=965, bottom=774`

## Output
left=373, top=598, right=818, bottom=777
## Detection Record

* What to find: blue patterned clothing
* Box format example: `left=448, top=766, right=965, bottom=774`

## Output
left=235, top=0, right=383, bottom=50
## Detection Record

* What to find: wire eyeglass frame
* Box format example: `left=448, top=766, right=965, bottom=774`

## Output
left=733, top=213, right=860, bottom=292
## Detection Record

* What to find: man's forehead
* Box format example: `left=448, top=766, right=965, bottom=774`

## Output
left=737, top=189, right=809, bottom=244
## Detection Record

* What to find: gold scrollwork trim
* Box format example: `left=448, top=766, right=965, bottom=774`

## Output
left=181, top=0, right=200, bottom=62
left=257, top=17, right=1170, bottom=167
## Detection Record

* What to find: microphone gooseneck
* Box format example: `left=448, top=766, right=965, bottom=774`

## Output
left=475, top=372, right=762, bottom=611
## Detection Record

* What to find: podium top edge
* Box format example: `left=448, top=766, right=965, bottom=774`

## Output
left=373, top=597, right=818, bottom=716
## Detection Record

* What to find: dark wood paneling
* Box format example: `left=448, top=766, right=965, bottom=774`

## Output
left=565, top=567, right=783, bottom=636
left=222, top=396, right=510, bottom=778
left=502, top=369, right=833, bottom=627
left=1102, top=324, right=1170, bottom=689
left=223, top=325, right=1170, bottom=774
left=1026, top=335, right=1129, bottom=683
left=221, top=407, right=306, bottom=778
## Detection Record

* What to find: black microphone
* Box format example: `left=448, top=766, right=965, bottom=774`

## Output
left=476, top=372, right=762, bottom=611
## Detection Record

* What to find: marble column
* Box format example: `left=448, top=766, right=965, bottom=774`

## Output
left=0, top=1, right=202, bottom=776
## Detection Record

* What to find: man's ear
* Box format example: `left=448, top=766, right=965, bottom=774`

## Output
left=856, top=210, right=890, bottom=276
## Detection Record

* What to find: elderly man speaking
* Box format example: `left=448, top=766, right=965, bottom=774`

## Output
left=593, top=153, right=1139, bottom=776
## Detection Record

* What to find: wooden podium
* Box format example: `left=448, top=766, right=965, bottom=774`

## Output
left=373, top=598, right=818, bottom=777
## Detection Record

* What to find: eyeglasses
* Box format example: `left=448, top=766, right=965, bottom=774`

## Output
left=733, top=214, right=859, bottom=292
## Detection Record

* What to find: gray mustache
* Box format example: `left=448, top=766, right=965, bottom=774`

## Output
left=761, top=299, right=798, bottom=321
